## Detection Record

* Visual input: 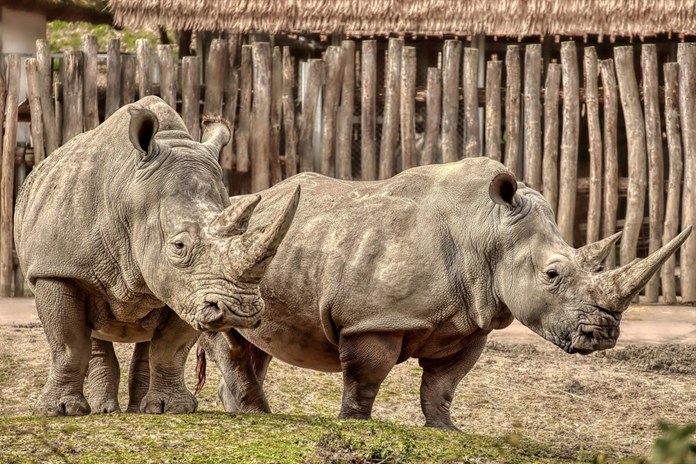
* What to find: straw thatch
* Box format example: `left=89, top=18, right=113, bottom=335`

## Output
left=109, top=0, right=696, bottom=38
left=1, top=0, right=111, bottom=23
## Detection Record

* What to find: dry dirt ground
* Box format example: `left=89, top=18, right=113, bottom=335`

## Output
left=1, top=299, right=695, bottom=461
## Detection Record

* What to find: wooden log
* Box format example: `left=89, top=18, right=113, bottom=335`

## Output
left=422, top=67, right=442, bottom=166
left=441, top=40, right=461, bottom=164
left=157, top=44, right=176, bottom=109
left=282, top=46, right=298, bottom=177
left=360, top=40, right=377, bottom=180
left=220, top=68, right=238, bottom=173
left=106, top=39, right=122, bottom=118
left=136, top=39, right=152, bottom=98
left=1, top=55, right=20, bottom=296
left=270, top=46, right=283, bottom=185
left=462, top=47, right=480, bottom=158
left=299, top=59, right=323, bottom=173
left=485, top=57, right=502, bottom=162
left=0, top=58, right=5, bottom=175
left=641, top=44, right=664, bottom=301
left=557, top=42, right=580, bottom=245
left=523, top=44, right=542, bottom=190
left=25, top=59, right=46, bottom=166
left=600, top=59, right=619, bottom=269
left=36, top=39, right=59, bottom=153
left=251, top=42, right=271, bottom=192
left=62, top=50, right=84, bottom=144
left=504, top=45, right=521, bottom=175
left=121, top=54, right=136, bottom=106
left=400, top=46, right=417, bottom=170
left=679, top=43, right=696, bottom=303
left=585, top=47, right=602, bottom=244
left=181, top=56, right=201, bottom=141
left=379, top=38, right=402, bottom=179
left=337, top=40, right=355, bottom=180
left=320, top=46, right=345, bottom=177
left=661, top=62, right=683, bottom=304
left=204, top=38, right=227, bottom=117
left=236, top=45, right=252, bottom=173
left=615, top=46, right=647, bottom=268
left=542, top=62, right=561, bottom=214
left=82, top=35, right=99, bottom=130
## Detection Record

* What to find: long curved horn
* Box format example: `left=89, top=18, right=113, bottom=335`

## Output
left=596, top=226, right=692, bottom=311
left=575, top=231, right=622, bottom=270
left=210, top=195, right=262, bottom=236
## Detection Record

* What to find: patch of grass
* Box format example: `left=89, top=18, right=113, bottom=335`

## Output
left=0, top=412, right=581, bottom=463
left=0, top=352, right=21, bottom=388
left=47, top=21, right=160, bottom=53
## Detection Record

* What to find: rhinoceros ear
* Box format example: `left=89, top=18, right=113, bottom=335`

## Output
left=128, top=107, right=160, bottom=160
left=489, top=172, right=517, bottom=206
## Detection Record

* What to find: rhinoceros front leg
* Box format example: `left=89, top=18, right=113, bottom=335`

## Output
left=85, top=338, right=121, bottom=413
left=140, top=312, right=199, bottom=414
left=338, top=332, right=403, bottom=420
left=418, top=335, right=488, bottom=430
left=127, top=342, right=150, bottom=413
left=34, top=279, right=92, bottom=416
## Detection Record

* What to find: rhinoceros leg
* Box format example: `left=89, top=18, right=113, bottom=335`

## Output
left=418, top=335, right=488, bottom=430
left=140, top=312, right=199, bottom=414
left=85, top=338, right=121, bottom=413
left=126, top=342, right=150, bottom=413
left=34, top=279, right=92, bottom=416
left=338, top=332, right=403, bottom=420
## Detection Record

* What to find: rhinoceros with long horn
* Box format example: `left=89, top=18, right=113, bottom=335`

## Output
left=14, top=96, right=299, bottom=416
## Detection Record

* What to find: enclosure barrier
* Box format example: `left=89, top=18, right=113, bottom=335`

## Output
left=0, top=35, right=694, bottom=304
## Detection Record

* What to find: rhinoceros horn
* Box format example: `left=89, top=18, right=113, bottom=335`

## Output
left=575, top=231, right=622, bottom=270
left=595, top=226, right=692, bottom=312
left=211, top=195, right=262, bottom=236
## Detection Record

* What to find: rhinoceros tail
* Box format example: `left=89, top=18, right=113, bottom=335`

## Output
left=194, top=346, right=207, bottom=396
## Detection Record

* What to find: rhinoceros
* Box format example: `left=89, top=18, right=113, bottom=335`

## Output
left=14, top=96, right=299, bottom=416
left=194, top=157, right=690, bottom=430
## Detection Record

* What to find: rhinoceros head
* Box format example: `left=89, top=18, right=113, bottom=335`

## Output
left=125, top=107, right=299, bottom=332
left=489, top=171, right=691, bottom=354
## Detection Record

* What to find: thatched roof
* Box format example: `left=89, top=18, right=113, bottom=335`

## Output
left=109, top=0, right=696, bottom=38
left=1, top=0, right=111, bottom=23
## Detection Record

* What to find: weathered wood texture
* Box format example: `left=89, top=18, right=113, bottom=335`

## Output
left=82, top=35, right=99, bottom=130
left=542, top=62, right=561, bottom=214
left=523, top=44, right=542, bottom=190
left=584, top=47, right=602, bottom=244
left=485, top=57, right=502, bottom=162
left=182, top=56, right=201, bottom=141
left=251, top=42, right=272, bottom=192
left=422, top=67, right=442, bottom=166
left=462, top=47, right=480, bottom=158
left=62, top=50, right=84, bottom=143
left=679, top=43, right=696, bottom=303
left=106, top=39, right=122, bottom=118
left=157, top=44, right=177, bottom=109
left=270, top=46, right=283, bottom=185
left=360, top=40, right=377, bottom=180
left=600, top=59, right=619, bottom=269
left=320, top=45, right=345, bottom=177
left=282, top=47, right=298, bottom=177
left=25, top=59, right=46, bottom=166
left=400, top=46, right=417, bottom=170
left=299, top=59, right=323, bottom=173
left=36, top=40, right=59, bottom=153
left=379, top=38, right=403, bottom=179
left=136, top=39, right=152, bottom=98
left=236, top=45, right=253, bottom=173
left=504, top=45, right=521, bottom=175
left=337, top=40, right=355, bottom=180
left=441, top=40, right=461, bottom=164
left=120, top=54, right=136, bottom=106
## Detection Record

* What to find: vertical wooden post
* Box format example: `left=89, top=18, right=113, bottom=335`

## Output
left=158, top=44, right=177, bottom=109
left=299, top=59, right=323, bottom=173
left=441, top=40, right=461, bottom=164
left=1, top=54, right=20, bottom=296
left=485, top=57, right=502, bottom=162
left=320, top=45, right=345, bottom=177
left=0, top=58, right=6, bottom=174
left=13, top=145, right=26, bottom=296
left=557, top=42, right=580, bottom=245
left=661, top=63, right=683, bottom=304
left=615, top=46, right=647, bottom=269
left=62, top=50, right=84, bottom=144
left=523, top=44, right=542, bottom=190
left=585, top=47, right=602, bottom=244
left=251, top=42, right=271, bottom=192
left=462, top=47, right=480, bottom=158
left=379, top=38, right=403, bottom=179
left=236, top=45, right=252, bottom=173
left=106, top=39, right=122, bottom=118
left=641, top=44, right=664, bottom=301
left=337, top=40, right=355, bottom=180
left=504, top=45, right=521, bottom=175
left=136, top=39, right=152, bottom=98
left=282, top=46, right=298, bottom=177
left=182, top=56, right=201, bottom=141
left=82, top=35, right=99, bottom=130
left=36, top=40, right=59, bottom=153
left=270, top=46, right=283, bottom=185
left=678, top=43, right=696, bottom=303
left=422, top=67, right=442, bottom=165
left=220, top=48, right=239, bottom=177
left=121, top=54, right=136, bottom=105
left=542, top=62, right=561, bottom=214
left=25, top=59, right=46, bottom=166
left=204, top=38, right=227, bottom=117
left=400, top=46, right=417, bottom=170
left=361, top=40, right=377, bottom=180
left=600, top=59, right=619, bottom=269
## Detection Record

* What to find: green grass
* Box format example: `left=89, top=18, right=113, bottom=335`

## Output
left=47, top=21, right=160, bottom=53
left=0, top=412, right=594, bottom=463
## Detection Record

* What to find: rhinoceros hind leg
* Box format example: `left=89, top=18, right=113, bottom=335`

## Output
left=126, top=342, right=150, bottom=413
left=140, top=312, right=199, bottom=414
left=337, top=332, right=403, bottom=420
left=418, top=335, right=488, bottom=430
left=85, top=338, right=121, bottom=413
left=34, top=279, right=92, bottom=416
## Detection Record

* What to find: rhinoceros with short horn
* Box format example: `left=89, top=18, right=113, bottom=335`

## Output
left=196, top=157, right=690, bottom=430
left=14, top=96, right=299, bottom=416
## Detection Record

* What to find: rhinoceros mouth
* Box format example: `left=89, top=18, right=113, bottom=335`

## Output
left=569, top=320, right=619, bottom=355
left=196, top=296, right=264, bottom=332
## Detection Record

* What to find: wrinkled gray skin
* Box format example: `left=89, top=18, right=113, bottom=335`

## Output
left=14, top=96, right=299, bottom=416
left=123, top=157, right=689, bottom=427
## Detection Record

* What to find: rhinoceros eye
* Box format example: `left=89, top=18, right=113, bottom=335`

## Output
left=174, top=241, right=185, bottom=250
left=546, top=269, right=559, bottom=280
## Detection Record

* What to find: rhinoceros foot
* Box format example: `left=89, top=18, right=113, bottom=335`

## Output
left=88, top=398, right=122, bottom=414
left=36, top=393, right=91, bottom=416
left=140, top=389, right=197, bottom=414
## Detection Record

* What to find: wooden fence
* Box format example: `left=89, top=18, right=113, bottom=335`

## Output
left=1, top=35, right=695, bottom=305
